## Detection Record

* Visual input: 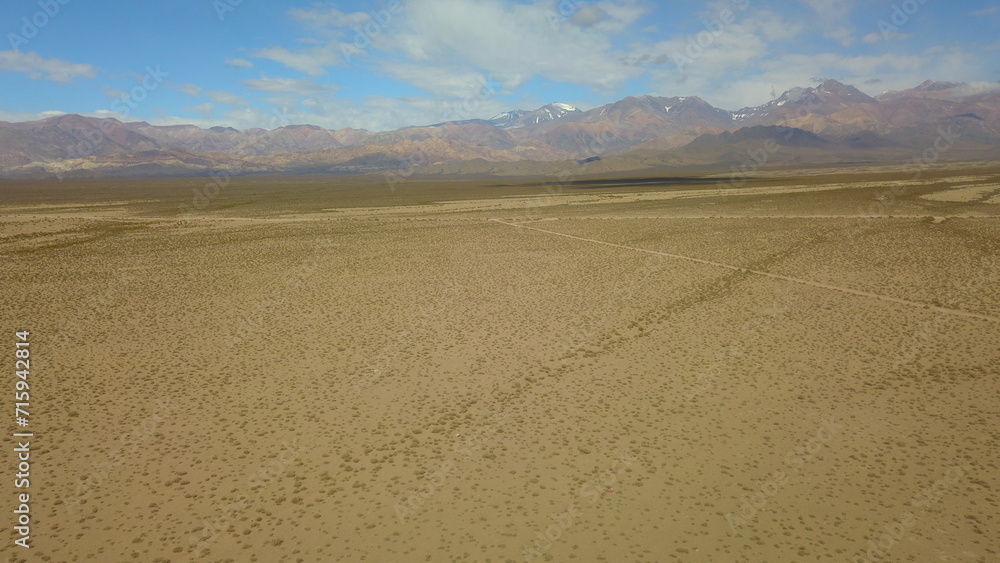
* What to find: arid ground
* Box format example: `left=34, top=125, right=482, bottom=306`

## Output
left=2, top=162, right=999, bottom=562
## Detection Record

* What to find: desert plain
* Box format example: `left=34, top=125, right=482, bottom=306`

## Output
left=1, top=162, right=999, bottom=562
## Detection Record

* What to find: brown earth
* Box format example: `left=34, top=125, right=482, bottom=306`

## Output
left=1, top=162, right=998, bottom=562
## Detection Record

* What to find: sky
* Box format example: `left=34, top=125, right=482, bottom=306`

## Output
left=1, top=0, right=998, bottom=132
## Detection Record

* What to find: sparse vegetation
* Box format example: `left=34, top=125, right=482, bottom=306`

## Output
left=2, top=161, right=998, bottom=561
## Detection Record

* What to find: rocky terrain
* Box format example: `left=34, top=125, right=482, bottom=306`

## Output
left=2, top=80, right=999, bottom=179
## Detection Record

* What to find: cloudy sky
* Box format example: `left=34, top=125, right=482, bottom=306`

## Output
left=1, top=0, right=998, bottom=131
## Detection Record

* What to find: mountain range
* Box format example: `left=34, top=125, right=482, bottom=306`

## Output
left=2, top=80, right=999, bottom=179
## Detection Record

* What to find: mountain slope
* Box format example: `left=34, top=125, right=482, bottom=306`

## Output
left=2, top=79, right=999, bottom=179
left=734, top=80, right=877, bottom=125
left=489, top=103, right=581, bottom=128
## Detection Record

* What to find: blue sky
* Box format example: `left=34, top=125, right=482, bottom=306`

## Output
left=1, top=0, right=998, bottom=131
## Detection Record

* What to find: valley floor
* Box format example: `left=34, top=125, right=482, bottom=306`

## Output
left=1, top=162, right=999, bottom=562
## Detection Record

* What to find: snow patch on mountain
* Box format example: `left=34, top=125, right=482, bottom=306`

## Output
left=488, top=103, right=581, bottom=129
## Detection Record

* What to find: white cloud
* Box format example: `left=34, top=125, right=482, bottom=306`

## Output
left=177, top=83, right=202, bottom=97
left=224, top=57, right=254, bottom=69
left=184, top=103, right=216, bottom=119
left=797, top=0, right=857, bottom=46
left=136, top=90, right=513, bottom=132
left=243, top=76, right=341, bottom=97
left=970, top=7, right=997, bottom=16
left=0, top=109, right=65, bottom=122
left=0, top=50, right=96, bottom=82
left=252, top=44, right=342, bottom=76
left=288, top=5, right=374, bottom=29
left=374, top=0, right=649, bottom=94
left=11, top=0, right=977, bottom=133
left=638, top=8, right=801, bottom=91
left=952, top=81, right=1000, bottom=95
left=247, top=0, right=649, bottom=98
left=862, top=32, right=881, bottom=44
left=863, top=30, right=912, bottom=44
left=633, top=0, right=988, bottom=112
left=206, top=90, right=250, bottom=106
left=569, top=6, right=609, bottom=28
left=66, top=109, right=146, bottom=123
left=377, top=63, right=497, bottom=99
left=127, top=42, right=989, bottom=133
left=685, top=47, right=984, bottom=110
left=294, top=92, right=514, bottom=131
left=592, top=0, right=650, bottom=32
left=247, top=4, right=404, bottom=75
left=751, top=10, right=806, bottom=41
left=103, top=86, right=127, bottom=99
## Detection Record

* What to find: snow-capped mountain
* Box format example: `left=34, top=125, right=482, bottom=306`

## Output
left=732, top=88, right=810, bottom=122
left=486, top=110, right=530, bottom=128
left=733, top=80, right=876, bottom=123
left=3, top=80, right=998, bottom=179
left=488, top=103, right=581, bottom=128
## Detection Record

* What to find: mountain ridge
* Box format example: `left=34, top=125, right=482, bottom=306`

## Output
left=2, top=79, right=999, bottom=179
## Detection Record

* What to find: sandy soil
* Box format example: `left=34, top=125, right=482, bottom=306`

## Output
left=1, top=163, right=998, bottom=562
left=922, top=185, right=1000, bottom=203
